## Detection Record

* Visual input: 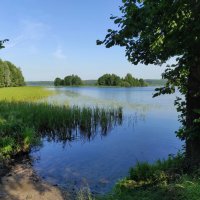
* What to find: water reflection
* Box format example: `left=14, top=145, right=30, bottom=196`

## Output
left=31, top=87, right=183, bottom=194
left=36, top=106, right=123, bottom=145
left=45, top=87, right=161, bottom=113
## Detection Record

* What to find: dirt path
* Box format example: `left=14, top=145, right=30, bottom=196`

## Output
left=0, top=159, right=74, bottom=200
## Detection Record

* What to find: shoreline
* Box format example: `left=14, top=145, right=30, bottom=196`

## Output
left=0, top=156, right=75, bottom=200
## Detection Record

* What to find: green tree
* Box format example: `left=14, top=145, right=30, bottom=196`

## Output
left=63, top=75, right=82, bottom=86
left=97, top=74, right=107, bottom=85
left=124, top=73, right=135, bottom=86
left=15, top=67, right=25, bottom=86
left=0, top=60, right=5, bottom=87
left=121, top=81, right=131, bottom=87
left=97, top=73, right=146, bottom=87
left=71, top=75, right=82, bottom=85
left=0, top=60, right=25, bottom=87
left=97, top=0, right=200, bottom=166
left=60, top=79, right=64, bottom=85
left=5, top=61, right=24, bottom=86
left=54, top=77, right=63, bottom=86
left=112, top=74, right=121, bottom=86
left=3, top=62, right=11, bottom=87
left=139, top=78, right=147, bottom=87
left=64, top=75, right=73, bottom=85
left=97, top=74, right=121, bottom=86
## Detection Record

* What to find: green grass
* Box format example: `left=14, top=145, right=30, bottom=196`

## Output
left=98, top=154, right=200, bottom=200
left=99, top=175, right=200, bottom=200
left=0, top=86, right=54, bottom=102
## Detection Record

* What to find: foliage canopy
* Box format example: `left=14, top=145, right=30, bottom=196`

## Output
left=97, top=0, right=200, bottom=166
left=0, top=59, right=25, bottom=87
left=97, top=73, right=147, bottom=87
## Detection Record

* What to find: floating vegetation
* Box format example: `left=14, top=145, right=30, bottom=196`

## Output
left=0, top=101, right=123, bottom=159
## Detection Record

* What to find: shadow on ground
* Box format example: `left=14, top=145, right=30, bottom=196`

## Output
left=0, top=156, right=74, bottom=200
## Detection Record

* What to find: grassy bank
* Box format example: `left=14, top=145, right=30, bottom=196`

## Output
left=97, top=154, right=200, bottom=200
left=0, top=86, right=54, bottom=102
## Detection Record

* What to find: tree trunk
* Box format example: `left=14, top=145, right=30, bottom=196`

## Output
left=185, top=57, right=200, bottom=167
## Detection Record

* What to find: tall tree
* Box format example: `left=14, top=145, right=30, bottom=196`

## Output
left=0, top=60, right=5, bottom=87
left=3, top=62, right=11, bottom=87
left=0, top=60, right=25, bottom=87
left=97, top=0, right=200, bottom=166
left=54, top=77, right=63, bottom=86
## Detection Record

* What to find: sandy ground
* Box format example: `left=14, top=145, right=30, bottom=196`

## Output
left=0, top=159, right=75, bottom=200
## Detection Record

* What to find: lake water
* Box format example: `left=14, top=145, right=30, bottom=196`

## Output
left=31, top=87, right=183, bottom=193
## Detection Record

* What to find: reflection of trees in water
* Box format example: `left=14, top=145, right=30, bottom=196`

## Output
left=38, top=107, right=123, bottom=146
left=37, top=110, right=147, bottom=150
left=45, top=89, right=161, bottom=115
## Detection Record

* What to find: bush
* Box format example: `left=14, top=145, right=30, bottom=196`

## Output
left=128, top=154, right=184, bottom=187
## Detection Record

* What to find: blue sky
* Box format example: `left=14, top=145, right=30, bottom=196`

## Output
left=0, top=0, right=169, bottom=81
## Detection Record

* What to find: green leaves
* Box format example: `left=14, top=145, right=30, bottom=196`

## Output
left=97, top=73, right=147, bottom=87
left=54, top=74, right=83, bottom=86
left=97, top=0, right=200, bottom=147
left=97, top=0, right=199, bottom=66
left=0, top=60, right=25, bottom=87
left=0, top=39, right=9, bottom=49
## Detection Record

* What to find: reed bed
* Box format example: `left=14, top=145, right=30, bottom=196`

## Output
left=0, top=101, right=123, bottom=159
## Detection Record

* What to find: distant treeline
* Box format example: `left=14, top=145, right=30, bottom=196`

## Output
left=145, top=79, right=167, bottom=86
left=54, top=75, right=83, bottom=86
left=54, top=73, right=147, bottom=87
left=26, top=81, right=54, bottom=86
left=0, top=59, right=25, bottom=87
left=97, top=73, right=147, bottom=87
left=27, top=79, right=166, bottom=87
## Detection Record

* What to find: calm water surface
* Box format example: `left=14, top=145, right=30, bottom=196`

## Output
left=31, top=87, right=183, bottom=193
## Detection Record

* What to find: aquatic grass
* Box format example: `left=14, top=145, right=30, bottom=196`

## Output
left=0, top=101, right=123, bottom=159
left=77, top=186, right=95, bottom=200
left=0, top=86, right=54, bottom=102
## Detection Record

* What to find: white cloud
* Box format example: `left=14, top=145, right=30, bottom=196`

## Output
left=53, top=46, right=66, bottom=59
left=7, top=20, right=49, bottom=49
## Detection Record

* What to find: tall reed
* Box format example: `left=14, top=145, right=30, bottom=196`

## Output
left=0, top=101, right=123, bottom=159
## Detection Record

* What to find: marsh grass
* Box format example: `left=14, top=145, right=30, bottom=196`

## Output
left=0, top=86, right=54, bottom=102
left=0, top=101, right=123, bottom=159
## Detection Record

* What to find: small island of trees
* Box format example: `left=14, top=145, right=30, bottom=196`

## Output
left=0, top=59, right=25, bottom=87
left=97, top=73, right=147, bottom=87
left=54, top=73, right=147, bottom=87
left=54, top=74, right=83, bottom=86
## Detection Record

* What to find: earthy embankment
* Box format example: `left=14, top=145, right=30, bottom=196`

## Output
left=0, top=158, right=73, bottom=200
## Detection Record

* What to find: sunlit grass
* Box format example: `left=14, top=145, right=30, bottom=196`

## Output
left=0, top=86, right=54, bottom=102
